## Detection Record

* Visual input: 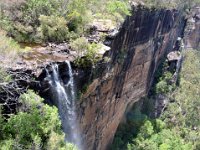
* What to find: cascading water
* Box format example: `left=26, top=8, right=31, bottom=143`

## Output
left=45, top=61, right=82, bottom=149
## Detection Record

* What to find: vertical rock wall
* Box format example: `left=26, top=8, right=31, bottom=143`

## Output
left=77, top=7, right=185, bottom=150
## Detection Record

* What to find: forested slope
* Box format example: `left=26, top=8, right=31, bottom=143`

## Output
left=112, top=50, right=200, bottom=150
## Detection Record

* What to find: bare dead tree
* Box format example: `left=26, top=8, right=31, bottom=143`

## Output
left=0, top=69, right=38, bottom=115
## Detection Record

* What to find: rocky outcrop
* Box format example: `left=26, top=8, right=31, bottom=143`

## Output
left=8, top=43, right=76, bottom=77
left=184, top=7, right=200, bottom=49
left=77, top=7, right=185, bottom=150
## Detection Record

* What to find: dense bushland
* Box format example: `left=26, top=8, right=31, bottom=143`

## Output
left=0, top=90, right=77, bottom=150
left=0, top=0, right=130, bottom=43
left=112, top=50, right=200, bottom=150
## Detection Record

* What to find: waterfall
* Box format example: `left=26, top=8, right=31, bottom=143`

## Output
left=45, top=61, right=82, bottom=150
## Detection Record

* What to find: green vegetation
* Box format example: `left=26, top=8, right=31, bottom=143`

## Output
left=70, top=37, right=89, bottom=58
left=39, top=15, right=70, bottom=42
left=112, top=50, right=200, bottom=150
left=0, top=30, right=31, bottom=69
left=70, top=37, right=103, bottom=67
left=0, top=0, right=130, bottom=43
left=127, top=119, right=192, bottom=150
left=161, top=50, right=200, bottom=149
left=0, top=90, right=77, bottom=150
left=94, top=0, right=131, bottom=23
left=154, top=62, right=176, bottom=94
left=143, top=0, right=178, bottom=8
left=0, top=68, right=12, bottom=83
left=0, top=30, right=20, bottom=63
left=143, top=0, right=200, bottom=9
left=0, top=0, right=65, bottom=43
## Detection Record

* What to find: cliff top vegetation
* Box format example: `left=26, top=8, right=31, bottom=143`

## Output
left=0, top=0, right=131, bottom=43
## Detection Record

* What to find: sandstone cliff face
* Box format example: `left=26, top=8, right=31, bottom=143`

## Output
left=77, top=7, right=185, bottom=150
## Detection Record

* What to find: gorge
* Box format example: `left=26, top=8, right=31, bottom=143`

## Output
left=38, top=6, right=199, bottom=150
left=0, top=1, right=200, bottom=150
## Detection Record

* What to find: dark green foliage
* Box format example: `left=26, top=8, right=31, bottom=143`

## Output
left=111, top=103, right=147, bottom=149
left=39, top=15, right=70, bottom=42
left=155, top=72, right=175, bottom=94
left=117, top=50, right=126, bottom=64
left=0, top=90, right=77, bottom=150
left=0, top=0, right=64, bottom=43
left=21, top=0, right=61, bottom=24
left=0, top=0, right=74, bottom=43
left=160, top=50, right=200, bottom=149
left=66, top=0, right=90, bottom=33
left=112, top=50, right=200, bottom=150
left=76, top=82, right=91, bottom=100
left=127, top=120, right=193, bottom=150
left=150, top=60, right=176, bottom=95
left=0, top=108, right=5, bottom=140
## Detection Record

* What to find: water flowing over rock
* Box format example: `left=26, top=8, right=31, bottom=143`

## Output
left=44, top=61, right=82, bottom=149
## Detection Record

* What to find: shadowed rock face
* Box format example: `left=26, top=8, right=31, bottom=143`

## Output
left=77, top=7, right=185, bottom=150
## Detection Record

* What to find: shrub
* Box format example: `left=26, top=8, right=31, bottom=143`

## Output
left=21, top=0, right=61, bottom=25
left=0, top=0, right=67, bottom=43
left=71, top=40, right=102, bottom=68
left=155, top=80, right=169, bottom=94
left=39, top=15, right=70, bottom=42
left=0, top=30, right=20, bottom=65
left=143, top=0, right=200, bottom=9
left=70, top=37, right=89, bottom=57
left=106, top=0, right=131, bottom=23
left=0, top=68, right=12, bottom=83
left=86, top=43, right=101, bottom=64
left=66, top=0, right=92, bottom=33
left=0, top=30, right=31, bottom=67
left=154, top=64, right=175, bottom=94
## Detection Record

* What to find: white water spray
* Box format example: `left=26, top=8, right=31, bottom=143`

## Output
left=46, top=61, right=82, bottom=150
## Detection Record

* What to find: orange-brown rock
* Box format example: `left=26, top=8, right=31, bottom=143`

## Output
left=77, top=7, right=186, bottom=150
